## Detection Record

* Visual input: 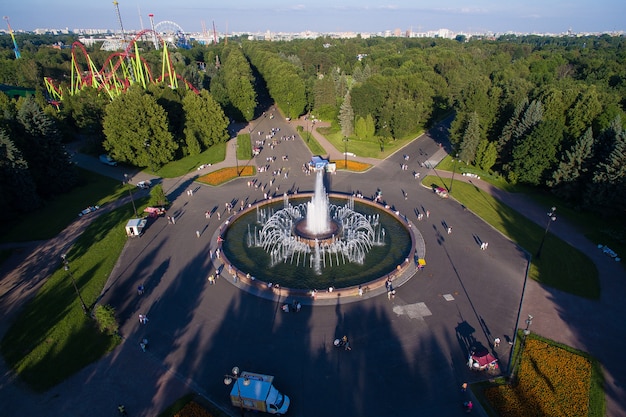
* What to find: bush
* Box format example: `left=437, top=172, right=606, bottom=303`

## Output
left=93, top=304, right=120, bottom=336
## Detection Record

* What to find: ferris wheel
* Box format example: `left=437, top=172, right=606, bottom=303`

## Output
left=154, top=20, right=189, bottom=49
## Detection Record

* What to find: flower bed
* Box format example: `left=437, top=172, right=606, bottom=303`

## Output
left=173, top=401, right=215, bottom=417
left=332, top=160, right=372, bottom=172
left=485, top=338, right=592, bottom=417
left=197, top=166, right=255, bottom=186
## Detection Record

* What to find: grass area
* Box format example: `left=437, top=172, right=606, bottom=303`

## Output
left=0, top=201, right=141, bottom=391
left=423, top=175, right=600, bottom=298
left=301, top=129, right=326, bottom=156
left=236, top=134, right=252, bottom=160
left=436, top=156, right=626, bottom=272
left=481, top=333, right=604, bottom=417
left=318, top=125, right=423, bottom=159
left=0, top=168, right=128, bottom=244
left=151, top=142, right=227, bottom=178
left=197, top=166, right=256, bottom=186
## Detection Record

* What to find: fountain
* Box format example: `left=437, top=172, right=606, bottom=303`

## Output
left=220, top=169, right=415, bottom=290
left=249, top=170, right=385, bottom=275
left=306, top=171, right=331, bottom=235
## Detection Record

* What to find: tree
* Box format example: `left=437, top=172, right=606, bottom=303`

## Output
left=149, top=184, right=169, bottom=207
left=182, top=90, right=230, bottom=153
left=354, top=116, right=367, bottom=140
left=102, top=87, right=177, bottom=170
left=509, top=120, right=563, bottom=185
left=14, top=97, right=77, bottom=197
left=459, top=112, right=481, bottom=164
left=339, top=92, right=354, bottom=138
left=549, top=127, right=594, bottom=201
left=0, top=128, right=41, bottom=216
left=222, top=47, right=257, bottom=121
left=474, top=139, right=497, bottom=172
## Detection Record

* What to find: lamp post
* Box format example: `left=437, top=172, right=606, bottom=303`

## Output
left=61, top=254, right=89, bottom=315
left=536, top=207, right=557, bottom=259
left=524, top=314, right=533, bottom=336
left=450, top=152, right=459, bottom=193
left=123, top=174, right=137, bottom=216
left=342, top=136, right=349, bottom=169
left=224, top=366, right=250, bottom=417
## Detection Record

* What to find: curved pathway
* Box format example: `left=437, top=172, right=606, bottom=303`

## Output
left=0, top=115, right=623, bottom=417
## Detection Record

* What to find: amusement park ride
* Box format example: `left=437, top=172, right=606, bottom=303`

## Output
left=3, top=16, right=21, bottom=59
left=43, top=2, right=201, bottom=106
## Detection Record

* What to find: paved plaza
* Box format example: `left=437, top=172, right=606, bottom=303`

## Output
left=0, top=112, right=625, bottom=417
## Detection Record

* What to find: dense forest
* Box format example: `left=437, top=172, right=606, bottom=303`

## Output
left=1, top=33, right=625, bottom=223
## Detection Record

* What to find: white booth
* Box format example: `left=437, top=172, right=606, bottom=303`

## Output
left=125, top=218, right=147, bottom=237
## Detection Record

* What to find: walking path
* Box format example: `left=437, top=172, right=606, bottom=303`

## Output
left=0, top=116, right=624, bottom=417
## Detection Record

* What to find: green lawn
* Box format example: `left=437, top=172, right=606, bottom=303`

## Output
left=0, top=168, right=127, bottom=243
left=151, top=142, right=227, bottom=178
left=0, top=201, right=139, bottom=391
left=423, top=175, right=600, bottom=298
left=236, top=133, right=252, bottom=160
left=318, top=125, right=424, bottom=159
left=301, top=128, right=326, bottom=156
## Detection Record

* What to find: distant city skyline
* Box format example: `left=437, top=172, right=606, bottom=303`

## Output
left=3, top=0, right=625, bottom=35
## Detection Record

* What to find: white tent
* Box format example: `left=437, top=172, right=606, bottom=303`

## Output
left=125, top=218, right=147, bottom=237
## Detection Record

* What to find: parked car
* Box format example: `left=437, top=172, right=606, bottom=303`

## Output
left=136, top=180, right=152, bottom=189
left=99, top=154, right=117, bottom=166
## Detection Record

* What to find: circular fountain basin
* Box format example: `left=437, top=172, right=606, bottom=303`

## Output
left=219, top=193, right=417, bottom=294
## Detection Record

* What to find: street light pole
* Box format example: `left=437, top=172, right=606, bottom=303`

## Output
left=61, top=254, right=89, bottom=315
left=224, top=366, right=250, bottom=417
left=124, top=174, right=137, bottom=216
left=450, top=153, right=459, bottom=193
left=536, top=207, right=557, bottom=259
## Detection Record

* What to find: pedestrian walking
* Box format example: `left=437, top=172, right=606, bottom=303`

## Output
left=461, top=382, right=468, bottom=392
left=140, top=338, right=148, bottom=352
left=480, top=242, right=486, bottom=250
left=139, top=314, right=148, bottom=325
left=208, top=274, right=215, bottom=285
left=426, top=210, right=430, bottom=218
left=118, top=404, right=127, bottom=415
left=171, top=216, right=175, bottom=225
left=447, top=226, right=452, bottom=234
left=464, top=400, right=473, bottom=413
left=217, top=212, right=221, bottom=220
left=341, top=335, right=352, bottom=351
left=137, top=284, right=144, bottom=295
left=494, top=337, right=501, bottom=348
left=196, top=230, right=200, bottom=238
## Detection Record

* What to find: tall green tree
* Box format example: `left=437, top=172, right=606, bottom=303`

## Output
left=549, top=127, right=594, bottom=201
left=0, top=128, right=41, bottom=216
left=509, top=120, right=563, bottom=185
left=339, top=92, right=354, bottom=138
left=459, top=112, right=482, bottom=164
left=102, top=87, right=177, bottom=170
left=474, top=140, right=497, bottom=172
left=222, top=47, right=257, bottom=121
left=182, top=90, right=230, bottom=154
left=14, top=97, right=77, bottom=197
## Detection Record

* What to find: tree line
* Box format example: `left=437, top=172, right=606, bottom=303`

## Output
left=1, top=33, right=625, bottom=217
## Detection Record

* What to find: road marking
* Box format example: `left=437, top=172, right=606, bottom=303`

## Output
left=393, top=302, right=432, bottom=320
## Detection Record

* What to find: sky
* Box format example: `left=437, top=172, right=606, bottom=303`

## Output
left=3, top=0, right=625, bottom=34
